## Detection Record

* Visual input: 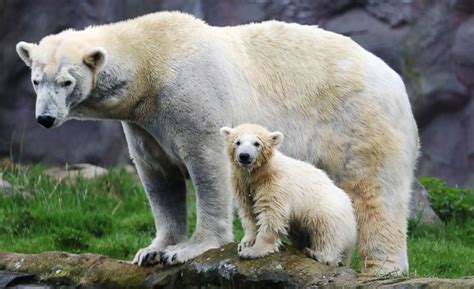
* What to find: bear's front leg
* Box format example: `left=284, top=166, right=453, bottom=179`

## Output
left=158, top=147, right=233, bottom=265
left=123, top=123, right=188, bottom=266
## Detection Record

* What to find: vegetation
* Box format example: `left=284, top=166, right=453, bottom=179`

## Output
left=419, top=177, right=474, bottom=222
left=0, top=164, right=472, bottom=278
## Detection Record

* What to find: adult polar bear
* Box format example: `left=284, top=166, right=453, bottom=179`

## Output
left=16, top=11, right=418, bottom=275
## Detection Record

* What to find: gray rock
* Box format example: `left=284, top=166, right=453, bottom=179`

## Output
left=323, top=8, right=408, bottom=73
left=409, top=181, right=441, bottom=224
left=0, top=175, right=32, bottom=198
left=452, top=16, right=474, bottom=89
left=44, top=164, right=109, bottom=182
left=364, top=0, right=413, bottom=27
left=0, top=177, right=14, bottom=196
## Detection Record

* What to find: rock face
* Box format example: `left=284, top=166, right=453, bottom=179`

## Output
left=1, top=0, right=473, bottom=188
left=1, top=245, right=473, bottom=288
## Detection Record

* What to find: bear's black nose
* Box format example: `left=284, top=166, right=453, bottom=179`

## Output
left=239, top=153, right=250, bottom=162
left=37, top=115, right=56, bottom=128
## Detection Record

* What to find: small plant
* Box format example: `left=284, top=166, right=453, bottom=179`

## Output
left=419, top=177, right=474, bottom=222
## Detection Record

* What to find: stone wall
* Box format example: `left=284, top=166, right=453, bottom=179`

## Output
left=1, top=0, right=473, bottom=187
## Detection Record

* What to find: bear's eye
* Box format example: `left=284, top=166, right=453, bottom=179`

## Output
left=33, top=80, right=39, bottom=86
left=62, top=80, right=73, bottom=87
left=236, top=141, right=241, bottom=146
left=254, top=142, right=260, bottom=147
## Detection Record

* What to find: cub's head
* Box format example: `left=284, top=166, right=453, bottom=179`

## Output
left=220, top=124, right=283, bottom=170
left=16, top=31, right=108, bottom=128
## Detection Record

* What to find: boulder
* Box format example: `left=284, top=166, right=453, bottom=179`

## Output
left=0, top=173, right=32, bottom=198
left=0, top=245, right=473, bottom=288
left=44, top=164, right=109, bottom=182
left=0, top=177, right=14, bottom=196
left=410, top=181, right=441, bottom=224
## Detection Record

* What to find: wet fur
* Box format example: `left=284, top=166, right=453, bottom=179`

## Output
left=223, top=124, right=357, bottom=266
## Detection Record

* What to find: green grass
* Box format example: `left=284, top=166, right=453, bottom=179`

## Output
left=0, top=164, right=472, bottom=278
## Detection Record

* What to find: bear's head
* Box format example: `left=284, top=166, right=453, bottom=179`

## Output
left=16, top=31, right=108, bottom=128
left=220, top=123, right=283, bottom=170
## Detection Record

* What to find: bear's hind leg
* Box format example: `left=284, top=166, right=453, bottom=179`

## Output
left=352, top=178, right=410, bottom=276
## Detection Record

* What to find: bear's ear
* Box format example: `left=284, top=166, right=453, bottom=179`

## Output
left=270, top=131, right=284, bottom=146
left=16, top=41, right=36, bottom=67
left=83, top=47, right=108, bottom=71
left=220, top=127, right=233, bottom=138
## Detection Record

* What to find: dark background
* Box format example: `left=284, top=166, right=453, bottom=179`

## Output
left=1, top=0, right=473, bottom=188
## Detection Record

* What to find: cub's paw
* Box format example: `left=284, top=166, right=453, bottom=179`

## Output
left=238, top=236, right=256, bottom=252
left=159, top=238, right=223, bottom=266
left=303, top=248, right=339, bottom=267
left=132, top=245, right=162, bottom=266
left=238, top=244, right=278, bottom=259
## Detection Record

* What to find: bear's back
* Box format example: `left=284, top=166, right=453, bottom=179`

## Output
left=221, top=20, right=368, bottom=115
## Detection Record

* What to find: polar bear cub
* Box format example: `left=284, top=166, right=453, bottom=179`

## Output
left=220, top=123, right=357, bottom=266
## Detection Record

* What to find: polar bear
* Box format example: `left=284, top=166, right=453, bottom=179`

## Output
left=220, top=124, right=357, bottom=266
left=15, top=11, right=418, bottom=274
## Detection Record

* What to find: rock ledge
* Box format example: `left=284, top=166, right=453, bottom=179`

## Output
left=0, top=244, right=472, bottom=288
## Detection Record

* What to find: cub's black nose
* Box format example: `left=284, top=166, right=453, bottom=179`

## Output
left=239, top=153, right=250, bottom=162
left=37, top=115, right=56, bottom=128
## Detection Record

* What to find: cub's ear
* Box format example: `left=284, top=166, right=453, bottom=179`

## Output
left=83, top=47, right=108, bottom=71
left=270, top=131, right=284, bottom=146
left=220, top=127, right=233, bottom=138
left=16, top=41, right=36, bottom=67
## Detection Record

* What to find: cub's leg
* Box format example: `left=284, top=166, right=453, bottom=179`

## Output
left=123, top=123, right=187, bottom=266
left=303, top=214, right=342, bottom=267
left=238, top=190, right=287, bottom=259
left=159, top=146, right=234, bottom=265
left=236, top=196, right=258, bottom=252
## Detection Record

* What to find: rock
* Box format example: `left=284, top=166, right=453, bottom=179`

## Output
left=0, top=177, right=14, bottom=196
left=0, top=271, right=37, bottom=287
left=452, top=16, right=474, bottom=89
left=0, top=174, right=33, bottom=198
left=409, top=181, right=441, bottom=224
left=0, top=246, right=473, bottom=288
left=44, top=164, right=108, bottom=182
left=323, top=8, right=408, bottom=73
left=417, top=100, right=474, bottom=189
left=201, top=0, right=354, bottom=26
left=364, top=0, right=413, bottom=27
left=401, top=0, right=468, bottom=121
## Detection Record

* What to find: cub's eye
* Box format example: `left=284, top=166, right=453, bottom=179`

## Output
left=236, top=141, right=241, bottom=146
left=254, top=142, right=260, bottom=147
left=62, top=80, right=73, bottom=87
left=33, top=80, right=39, bottom=86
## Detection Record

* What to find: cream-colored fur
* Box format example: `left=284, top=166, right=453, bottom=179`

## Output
left=221, top=124, right=357, bottom=266
left=16, top=11, right=418, bottom=273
